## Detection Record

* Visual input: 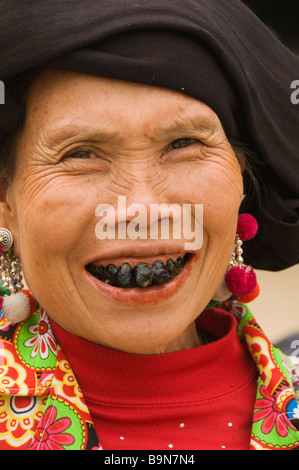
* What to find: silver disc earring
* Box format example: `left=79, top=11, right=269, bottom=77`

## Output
left=0, top=228, right=23, bottom=293
left=0, top=228, right=36, bottom=323
left=0, top=228, right=13, bottom=252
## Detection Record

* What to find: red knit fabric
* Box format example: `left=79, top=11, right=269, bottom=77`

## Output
left=50, top=308, right=258, bottom=450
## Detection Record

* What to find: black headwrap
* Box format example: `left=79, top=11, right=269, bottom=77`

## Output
left=0, top=0, right=298, bottom=271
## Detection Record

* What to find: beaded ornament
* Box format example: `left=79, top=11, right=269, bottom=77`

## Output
left=0, top=228, right=36, bottom=323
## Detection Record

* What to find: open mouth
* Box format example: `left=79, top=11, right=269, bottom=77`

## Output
left=86, top=253, right=191, bottom=288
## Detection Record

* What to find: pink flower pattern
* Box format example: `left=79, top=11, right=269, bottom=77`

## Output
left=30, top=406, right=75, bottom=450
left=24, top=309, right=57, bottom=359
left=253, top=385, right=297, bottom=437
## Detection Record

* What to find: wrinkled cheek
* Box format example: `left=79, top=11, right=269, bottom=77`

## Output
left=181, top=164, right=242, bottom=269
left=10, top=181, right=92, bottom=284
left=22, top=198, right=77, bottom=255
left=175, top=163, right=242, bottom=217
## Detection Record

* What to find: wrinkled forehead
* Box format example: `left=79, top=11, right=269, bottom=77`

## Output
left=44, top=29, right=240, bottom=140
left=23, top=69, right=223, bottom=145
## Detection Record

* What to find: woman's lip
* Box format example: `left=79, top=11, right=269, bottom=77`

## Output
left=83, top=253, right=196, bottom=305
left=90, top=253, right=186, bottom=269
left=82, top=242, right=189, bottom=267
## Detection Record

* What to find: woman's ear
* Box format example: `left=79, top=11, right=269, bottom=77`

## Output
left=0, top=181, right=15, bottom=229
left=234, top=148, right=247, bottom=174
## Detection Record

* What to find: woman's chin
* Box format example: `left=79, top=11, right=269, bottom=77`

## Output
left=85, top=317, right=201, bottom=355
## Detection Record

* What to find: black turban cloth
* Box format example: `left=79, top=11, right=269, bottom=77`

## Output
left=0, top=0, right=298, bottom=271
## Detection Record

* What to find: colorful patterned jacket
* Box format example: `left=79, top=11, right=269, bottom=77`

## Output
left=0, top=301, right=298, bottom=450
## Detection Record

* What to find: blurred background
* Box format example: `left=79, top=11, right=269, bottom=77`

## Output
left=244, top=0, right=299, bottom=54
left=242, top=0, right=299, bottom=349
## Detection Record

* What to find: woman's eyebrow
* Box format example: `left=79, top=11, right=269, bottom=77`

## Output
left=45, top=124, right=117, bottom=146
left=162, top=116, right=217, bottom=139
left=45, top=115, right=216, bottom=146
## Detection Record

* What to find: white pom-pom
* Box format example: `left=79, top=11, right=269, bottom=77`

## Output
left=2, top=292, right=31, bottom=323
left=212, top=278, right=232, bottom=301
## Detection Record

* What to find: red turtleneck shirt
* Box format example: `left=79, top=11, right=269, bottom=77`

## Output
left=50, top=308, right=258, bottom=450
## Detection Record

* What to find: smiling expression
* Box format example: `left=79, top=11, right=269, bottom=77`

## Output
left=1, top=70, right=244, bottom=354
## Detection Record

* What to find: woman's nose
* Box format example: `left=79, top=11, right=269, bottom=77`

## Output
left=117, top=183, right=181, bottom=238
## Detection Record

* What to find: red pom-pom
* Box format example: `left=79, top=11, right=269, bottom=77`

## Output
left=225, top=265, right=257, bottom=296
left=235, top=283, right=260, bottom=303
left=22, top=289, right=38, bottom=316
left=237, top=214, right=258, bottom=241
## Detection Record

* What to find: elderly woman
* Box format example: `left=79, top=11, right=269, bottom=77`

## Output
left=0, top=0, right=298, bottom=451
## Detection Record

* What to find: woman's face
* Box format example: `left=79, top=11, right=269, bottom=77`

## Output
left=1, top=70, right=243, bottom=354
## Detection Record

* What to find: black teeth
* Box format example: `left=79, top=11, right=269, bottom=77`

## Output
left=117, top=263, right=132, bottom=288
left=87, top=254, right=189, bottom=288
left=151, top=261, right=171, bottom=285
left=166, top=258, right=181, bottom=276
left=175, top=256, right=183, bottom=270
left=134, top=263, right=153, bottom=287
left=165, top=259, right=175, bottom=273
left=105, top=264, right=118, bottom=285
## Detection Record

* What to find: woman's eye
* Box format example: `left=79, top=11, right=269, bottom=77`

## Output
left=170, top=138, right=196, bottom=149
left=65, top=150, right=93, bottom=159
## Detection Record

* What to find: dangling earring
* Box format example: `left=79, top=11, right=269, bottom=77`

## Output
left=212, top=214, right=260, bottom=303
left=0, top=228, right=37, bottom=323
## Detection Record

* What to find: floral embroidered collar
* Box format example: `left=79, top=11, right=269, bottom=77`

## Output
left=0, top=301, right=298, bottom=450
left=213, top=300, right=299, bottom=449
